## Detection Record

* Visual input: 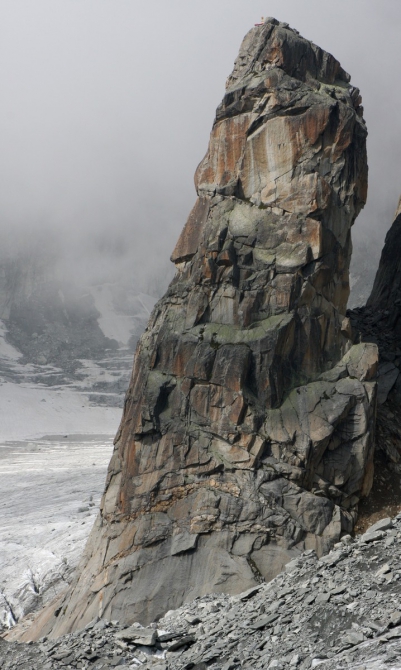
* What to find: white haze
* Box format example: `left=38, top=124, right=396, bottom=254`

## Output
left=0, top=0, right=400, bottom=299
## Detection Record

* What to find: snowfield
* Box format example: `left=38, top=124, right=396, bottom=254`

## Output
left=89, top=285, right=155, bottom=346
left=0, top=379, right=121, bottom=442
left=0, top=434, right=114, bottom=627
left=0, top=265, right=157, bottom=628
left=0, top=321, right=123, bottom=629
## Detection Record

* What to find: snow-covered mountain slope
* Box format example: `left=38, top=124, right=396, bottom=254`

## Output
left=0, top=322, right=21, bottom=362
left=0, top=375, right=121, bottom=442
left=89, top=284, right=155, bottom=347
left=0, top=239, right=158, bottom=368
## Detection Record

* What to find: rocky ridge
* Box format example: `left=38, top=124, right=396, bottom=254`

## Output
left=23, top=17, right=378, bottom=637
left=346, top=195, right=401, bottom=530
left=4, top=515, right=401, bottom=669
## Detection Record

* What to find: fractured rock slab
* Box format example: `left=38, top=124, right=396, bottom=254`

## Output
left=26, top=18, right=376, bottom=638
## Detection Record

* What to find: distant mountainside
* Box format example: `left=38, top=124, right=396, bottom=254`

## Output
left=0, top=240, right=158, bottom=374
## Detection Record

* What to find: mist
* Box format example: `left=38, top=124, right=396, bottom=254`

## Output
left=0, top=0, right=400, bottom=302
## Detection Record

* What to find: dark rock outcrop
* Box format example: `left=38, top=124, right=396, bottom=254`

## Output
left=26, top=18, right=377, bottom=637
left=348, top=196, right=401, bottom=502
left=349, top=196, right=401, bottom=408
left=366, top=196, right=401, bottom=334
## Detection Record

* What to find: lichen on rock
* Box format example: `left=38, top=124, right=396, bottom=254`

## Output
left=27, top=18, right=377, bottom=638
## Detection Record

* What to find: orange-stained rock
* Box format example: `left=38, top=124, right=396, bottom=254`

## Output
left=24, top=18, right=377, bottom=640
left=171, top=196, right=210, bottom=263
left=195, top=114, right=252, bottom=195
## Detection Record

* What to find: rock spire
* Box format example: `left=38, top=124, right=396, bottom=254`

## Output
left=28, top=18, right=377, bottom=638
left=367, top=196, right=401, bottom=322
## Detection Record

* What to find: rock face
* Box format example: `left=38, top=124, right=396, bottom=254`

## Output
left=28, top=18, right=377, bottom=637
left=348, top=195, right=401, bottom=479
left=367, top=197, right=401, bottom=334
left=353, top=197, right=401, bottom=407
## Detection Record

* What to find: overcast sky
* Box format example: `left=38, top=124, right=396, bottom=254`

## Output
left=0, top=1, right=400, bottom=294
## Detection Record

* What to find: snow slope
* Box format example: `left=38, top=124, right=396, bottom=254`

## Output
left=0, top=380, right=121, bottom=442
left=0, top=255, right=161, bottom=628
left=0, top=321, right=22, bottom=362
left=0, top=434, right=114, bottom=627
left=89, top=285, right=155, bottom=346
left=0, top=321, right=122, bottom=628
left=0, top=283, right=157, bottom=629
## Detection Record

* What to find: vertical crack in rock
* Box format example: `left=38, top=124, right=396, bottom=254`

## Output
left=27, top=18, right=377, bottom=638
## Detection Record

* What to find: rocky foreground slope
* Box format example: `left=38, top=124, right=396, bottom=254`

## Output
left=23, top=17, right=377, bottom=637
left=3, top=515, right=401, bottom=669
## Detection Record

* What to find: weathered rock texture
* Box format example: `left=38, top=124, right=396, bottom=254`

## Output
left=348, top=195, right=401, bottom=484
left=28, top=18, right=377, bottom=638
left=367, top=197, right=401, bottom=330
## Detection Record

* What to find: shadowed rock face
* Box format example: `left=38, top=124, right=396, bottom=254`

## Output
left=367, top=198, right=401, bottom=330
left=28, top=18, right=377, bottom=638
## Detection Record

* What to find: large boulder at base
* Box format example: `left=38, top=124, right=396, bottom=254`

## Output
left=26, top=17, right=377, bottom=639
